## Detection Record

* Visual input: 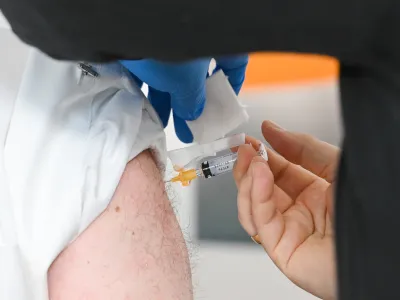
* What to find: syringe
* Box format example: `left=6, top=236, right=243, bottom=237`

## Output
left=169, top=143, right=268, bottom=186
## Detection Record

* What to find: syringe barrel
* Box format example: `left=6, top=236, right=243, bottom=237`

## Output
left=200, top=153, right=238, bottom=178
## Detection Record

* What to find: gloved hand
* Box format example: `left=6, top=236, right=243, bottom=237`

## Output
left=121, top=55, right=248, bottom=143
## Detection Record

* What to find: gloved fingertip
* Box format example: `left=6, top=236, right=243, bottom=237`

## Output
left=173, top=115, right=194, bottom=143
left=172, top=85, right=206, bottom=121
left=178, top=131, right=194, bottom=144
left=231, top=79, right=245, bottom=95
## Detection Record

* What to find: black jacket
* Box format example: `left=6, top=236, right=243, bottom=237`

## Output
left=1, top=0, right=400, bottom=299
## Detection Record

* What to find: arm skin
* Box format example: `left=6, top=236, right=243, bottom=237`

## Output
left=47, top=150, right=193, bottom=300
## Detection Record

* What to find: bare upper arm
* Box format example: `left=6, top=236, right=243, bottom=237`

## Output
left=47, top=150, right=193, bottom=300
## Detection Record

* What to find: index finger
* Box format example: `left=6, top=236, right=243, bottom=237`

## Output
left=262, top=120, right=340, bottom=183
left=233, top=144, right=258, bottom=187
left=232, top=135, right=265, bottom=185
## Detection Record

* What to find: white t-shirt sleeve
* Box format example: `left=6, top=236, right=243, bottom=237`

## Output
left=1, top=50, right=166, bottom=300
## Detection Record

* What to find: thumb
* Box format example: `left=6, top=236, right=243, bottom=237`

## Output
left=170, top=81, right=207, bottom=121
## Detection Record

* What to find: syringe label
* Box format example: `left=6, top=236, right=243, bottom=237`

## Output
left=204, top=153, right=238, bottom=177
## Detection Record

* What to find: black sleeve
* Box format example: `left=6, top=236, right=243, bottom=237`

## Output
left=2, top=1, right=400, bottom=299
left=0, top=0, right=392, bottom=63
left=337, top=59, right=400, bottom=299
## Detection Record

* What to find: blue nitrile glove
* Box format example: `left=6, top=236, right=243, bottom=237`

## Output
left=121, top=55, right=248, bottom=143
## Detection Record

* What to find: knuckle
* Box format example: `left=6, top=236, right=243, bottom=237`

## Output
left=298, top=132, right=315, bottom=143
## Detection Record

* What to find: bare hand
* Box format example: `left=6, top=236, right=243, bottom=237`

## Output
left=233, top=121, right=340, bottom=300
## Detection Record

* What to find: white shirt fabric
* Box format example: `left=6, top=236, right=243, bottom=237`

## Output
left=0, top=14, right=32, bottom=300
left=0, top=12, right=247, bottom=300
left=0, top=18, right=166, bottom=300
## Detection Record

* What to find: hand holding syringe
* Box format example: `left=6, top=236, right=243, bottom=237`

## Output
left=168, top=136, right=268, bottom=186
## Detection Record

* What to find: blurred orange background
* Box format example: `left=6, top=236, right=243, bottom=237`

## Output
left=243, top=53, right=338, bottom=88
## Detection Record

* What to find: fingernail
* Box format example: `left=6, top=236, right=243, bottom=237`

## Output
left=258, top=143, right=269, bottom=161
